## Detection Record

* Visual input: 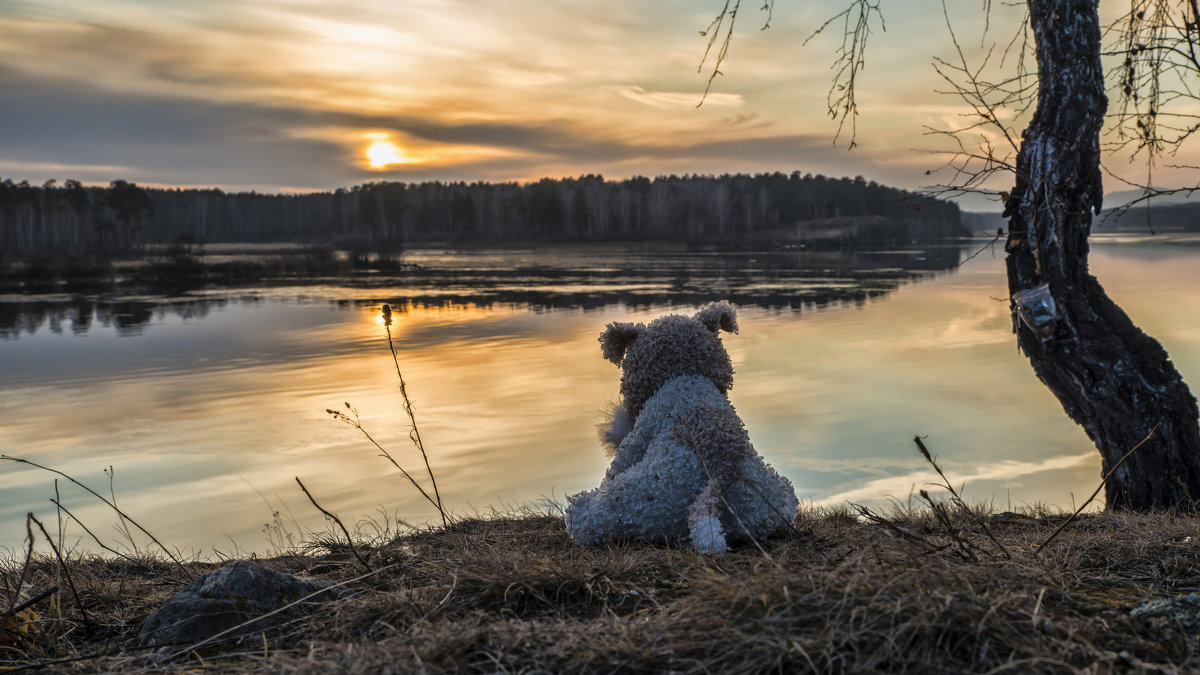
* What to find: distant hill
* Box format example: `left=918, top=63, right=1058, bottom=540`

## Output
left=1104, top=188, right=1200, bottom=207
left=963, top=198, right=1200, bottom=236
left=1095, top=202, right=1200, bottom=233
left=961, top=211, right=1007, bottom=235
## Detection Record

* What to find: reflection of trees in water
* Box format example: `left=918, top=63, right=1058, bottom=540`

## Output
left=0, top=244, right=964, bottom=337
left=0, top=298, right=233, bottom=338
left=376, top=244, right=965, bottom=313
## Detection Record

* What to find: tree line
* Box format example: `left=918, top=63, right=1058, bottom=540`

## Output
left=0, top=172, right=964, bottom=256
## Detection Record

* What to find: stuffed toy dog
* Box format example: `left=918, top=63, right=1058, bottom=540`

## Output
left=565, top=301, right=798, bottom=554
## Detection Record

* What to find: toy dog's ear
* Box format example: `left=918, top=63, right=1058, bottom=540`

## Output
left=695, top=301, right=738, bottom=334
left=599, top=322, right=643, bottom=364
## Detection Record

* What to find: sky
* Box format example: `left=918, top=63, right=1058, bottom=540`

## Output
left=1, top=0, right=1193, bottom=210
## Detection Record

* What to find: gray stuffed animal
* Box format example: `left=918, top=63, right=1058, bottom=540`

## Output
left=564, top=301, right=798, bottom=554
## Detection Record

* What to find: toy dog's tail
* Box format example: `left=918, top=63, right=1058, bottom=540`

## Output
left=597, top=400, right=634, bottom=457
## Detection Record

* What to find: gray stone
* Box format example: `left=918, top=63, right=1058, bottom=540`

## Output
left=1131, top=592, right=1200, bottom=633
left=138, top=560, right=335, bottom=647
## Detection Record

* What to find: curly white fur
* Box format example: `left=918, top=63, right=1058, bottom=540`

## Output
left=565, top=302, right=798, bottom=555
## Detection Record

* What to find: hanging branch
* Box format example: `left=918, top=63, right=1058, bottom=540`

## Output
left=802, top=0, right=886, bottom=147
left=697, top=0, right=883, bottom=148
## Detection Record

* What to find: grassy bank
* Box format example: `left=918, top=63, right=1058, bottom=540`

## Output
left=4, top=505, right=1200, bottom=673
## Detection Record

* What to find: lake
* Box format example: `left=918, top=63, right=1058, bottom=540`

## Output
left=2, top=237, right=1198, bottom=557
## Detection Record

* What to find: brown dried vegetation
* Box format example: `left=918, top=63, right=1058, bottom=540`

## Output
left=4, top=505, right=1200, bottom=673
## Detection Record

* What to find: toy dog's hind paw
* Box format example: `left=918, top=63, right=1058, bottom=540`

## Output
left=690, top=514, right=728, bottom=555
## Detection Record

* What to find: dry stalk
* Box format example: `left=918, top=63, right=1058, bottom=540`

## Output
left=917, top=489, right=977, bottom=561
left=0, top=455, right=191, bottom=578
left=326, top=405, right=443, bottom=519
left=294, top=477, right=372, bottom=572
left=849, top=502, right=950, bottom=555
left=1, top=516, right=36, bottom=648
left=27, top=514, right=92, bottom=635
left=381, top=303, right=446, bottom=526
left=1036, top=422, right=1160, bottom=554
left=326, top=303, right=448, bottom=528
left=914, top=436, right=1011, bottom=559
left=49, top=499, right=184, bottom=584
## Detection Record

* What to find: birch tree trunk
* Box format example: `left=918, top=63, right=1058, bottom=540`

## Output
left=1005, top=0, right=1200, bottom=509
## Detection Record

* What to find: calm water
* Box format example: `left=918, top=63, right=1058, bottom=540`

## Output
left=2, top=238, right=1198, bottom=556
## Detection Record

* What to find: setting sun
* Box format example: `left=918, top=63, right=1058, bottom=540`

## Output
left=365, top=137, right=411, bottom=169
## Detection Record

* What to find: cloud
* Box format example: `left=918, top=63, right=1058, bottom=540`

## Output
left=3, top=53, right=886, bottom=191
left=620, top=86, right=743, bottom=109
left=0, top=0, right=1025, bottom=195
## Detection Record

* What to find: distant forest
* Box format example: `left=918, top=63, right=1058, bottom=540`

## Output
left=0, top=172, right=966, bottom=256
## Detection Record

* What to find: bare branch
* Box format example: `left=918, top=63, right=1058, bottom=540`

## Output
left=697, top=0, right=744, bottom=106
left=803, top=1, right=886, bottom=147
left=919, top=0, right=1035, bottom=204
left=1106, top=0, right=1200, bottom=164
left=698, top=1, right=884, bottom=147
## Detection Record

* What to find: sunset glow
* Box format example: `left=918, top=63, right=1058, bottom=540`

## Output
left=365, top=137, right=411, bottom=169
left=1, top=1, right=1196, bottom=205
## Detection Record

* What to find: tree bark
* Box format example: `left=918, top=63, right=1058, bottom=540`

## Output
left=1005, top=0, right=1200, bottom=509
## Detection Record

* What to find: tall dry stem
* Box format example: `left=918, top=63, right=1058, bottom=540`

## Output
left=327, top=303, right=448, bottom=528
left=381, top=303, right=446, bottom=525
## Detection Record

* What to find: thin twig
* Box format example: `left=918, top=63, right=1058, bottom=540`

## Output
left=2, top=516, right=36, bottom=645
left=1036, top=423, right=1161, bottom=554
left=851, top=502, right=953, bottom=554
left=327, top=406, right=442, bottom=518
left=294, top=477, right=372, bottom=572
left=28, top=513, right=93, bottom=635
left=105, top=465, right=138, bottom=555
left=697, top=0, right=742, bottom=106
left=956, top=228, right=1006, bottom=268
left=0, top=455, right=191, bottom=578
left=914, top=436, right=1010, bottom=559
left=10, top=585, right=57, bottom=616
left=54, top=479, right=63, bottom=582
left=50, top=499, right=185, bottom=584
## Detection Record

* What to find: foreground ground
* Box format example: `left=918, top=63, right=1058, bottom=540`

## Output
left=3, top=506, right=1200, bottom=673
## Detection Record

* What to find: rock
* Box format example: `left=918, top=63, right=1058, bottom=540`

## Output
left=1131, top=592, right=1200, bottom=633
left=138, top=560, right=335, bottom=648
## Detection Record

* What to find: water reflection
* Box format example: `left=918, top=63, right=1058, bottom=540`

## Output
left=0, top=299, right=232, bottom=338
left=0, top=243, right=962, bottom=339
left=1, top=239, right=1197, bottom=555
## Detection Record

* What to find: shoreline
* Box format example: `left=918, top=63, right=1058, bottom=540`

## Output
left=4, top=506, right=1200, bottom=672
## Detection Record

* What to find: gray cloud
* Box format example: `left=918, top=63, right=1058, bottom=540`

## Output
left=0, top=29, right=910, bottom=195
left=0, top=68, right=351, bottom=188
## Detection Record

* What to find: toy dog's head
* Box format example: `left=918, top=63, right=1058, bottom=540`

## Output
left=599, top=301, right=738, bottom=420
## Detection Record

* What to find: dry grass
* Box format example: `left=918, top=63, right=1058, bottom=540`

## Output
left=4, top=504, right=1200, bottom=673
